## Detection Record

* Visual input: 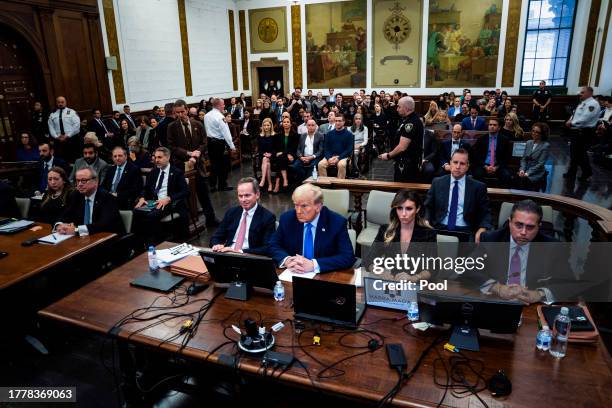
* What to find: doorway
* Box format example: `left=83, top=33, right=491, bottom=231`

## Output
left=250, top=58, right=289, bottom=103
left=0, top=24, right=46, bottom=160
left=257, top=67, right=284, bottom=98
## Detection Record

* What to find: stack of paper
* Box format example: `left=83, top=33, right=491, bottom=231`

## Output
left=37, top=233, right=73, bottom=245
left=156, top=244, right=200, bottom=266
left=0, top=219, right=34, bottom=234
left=278, top=269, right=317, bottom=283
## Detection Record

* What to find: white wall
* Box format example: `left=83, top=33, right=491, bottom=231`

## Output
left=593, top=0, right=611, bottom=95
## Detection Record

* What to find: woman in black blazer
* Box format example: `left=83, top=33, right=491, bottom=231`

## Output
left=365, top=190, right=437, bottom=282
left=273, top=117, right=299, bottom=193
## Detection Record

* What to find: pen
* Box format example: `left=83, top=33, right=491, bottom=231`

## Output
left=52, top=233, right=57, bottom=241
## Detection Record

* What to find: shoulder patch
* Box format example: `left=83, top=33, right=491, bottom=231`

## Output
left=404, top=123, right=413, bottom=132
left=589, top=106, right=595, bottom=112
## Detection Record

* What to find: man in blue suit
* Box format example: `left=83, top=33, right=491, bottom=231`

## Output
left=436, top=124, right=472, bottom=176
left=269, top=183, right=355, bottom=273
left=210, top=177, right=276, bottom=256
left=461, top=107, right=487, bottom=131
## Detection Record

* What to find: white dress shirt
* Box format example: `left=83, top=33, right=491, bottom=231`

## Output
left=204, top=108, right=236, bottom=149
left=441, top=175, right=467, bottom=227
left=48, top=107, right=81, bottom=138
left=304, top=133, right=315, bottom=157
left=571, top=97, right=601, bottom=128
left=231, top=203, right=258, bottom=251
left=156, top=165, right=171, bottom=199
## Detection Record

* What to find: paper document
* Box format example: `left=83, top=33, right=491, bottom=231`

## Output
left=353, top=267, right=363, bottom=287
left=0, top=219, right=34, bottom=233
left=156, top=244, right=201, bottom=266
left=37, top=233, right=73, bottom=244
left=278, top=269, right=317, bottom=283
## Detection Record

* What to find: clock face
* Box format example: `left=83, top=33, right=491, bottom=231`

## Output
left=258, top=18, right=278, bottom=43
left=383, top=15, right=411, bottom=44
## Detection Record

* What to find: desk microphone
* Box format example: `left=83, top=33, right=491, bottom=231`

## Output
left=21, top=238, right=39, bottom=247
left=186, top=282, right=209, bottom=295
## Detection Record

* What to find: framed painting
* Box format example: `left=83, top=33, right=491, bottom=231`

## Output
left=249, top=7, right=288, bottom=54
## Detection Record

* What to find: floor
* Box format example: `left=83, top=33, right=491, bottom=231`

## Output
left=2, top=133, right=611, bottom=408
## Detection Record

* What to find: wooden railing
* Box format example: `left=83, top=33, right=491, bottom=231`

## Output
left=307, top=177, right=612, bottom=242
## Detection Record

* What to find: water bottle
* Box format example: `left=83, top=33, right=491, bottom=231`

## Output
left=536, top=326, right=552, bottom=351
left=407, top=301, right=419, bottom=321
left=273, top=280, right=285, bottom=302
left=549, top=307, right=571, bottom=358
left=312, top=166, right=318, bottom=180
left=148, top=246, right=159, bottom=272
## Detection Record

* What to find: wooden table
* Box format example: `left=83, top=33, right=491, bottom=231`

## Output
left=39, top=245, right=612, bottom=407
left=0, top=223, right=116, bottom=290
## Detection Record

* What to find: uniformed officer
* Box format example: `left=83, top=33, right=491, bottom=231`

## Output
left=48, top=96, right=81, bottom=160
left=532, top=80, right=552, bottom=122
left=564, top=86, right=600, bottom=181
left=378, top=96, right=423, bottom=182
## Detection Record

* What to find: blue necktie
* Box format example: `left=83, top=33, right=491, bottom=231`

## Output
left=303, top=223, right=314, bottom=259
left=447, top=180, right=459, bottom=230
left=84, top=198, right=91, bottom=225
left=111, top=166, right=122, bottom=193
left=41, top=162, right=49, bottom=191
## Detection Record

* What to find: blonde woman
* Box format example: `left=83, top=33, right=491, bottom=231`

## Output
left=257, top=117, right=276, bottom=192
left=423, top=100, right=439, bottom=126
left=500, top=112, right=524, bottom=140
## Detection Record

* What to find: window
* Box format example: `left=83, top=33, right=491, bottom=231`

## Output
left=521, top=0, right=577, bottom=87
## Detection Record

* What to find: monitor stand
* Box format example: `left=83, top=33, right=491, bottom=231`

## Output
left=450, top=324, right=480, bottom=352
left=225, top=281, right=250, bottom=301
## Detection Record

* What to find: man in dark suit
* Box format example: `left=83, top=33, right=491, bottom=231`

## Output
left=167, top=99, right=219, bottom=227
left=106, top=111, right=122, bottom=138
left=155, top=102, right=176, bottom=147
left=425, top=148, right=492, bottom=242
left=461, top=107, right=487, bottom=131
left=293, top=119, right=324, bottom=181
left=100, top=146, right=143, bottom=210
left=471, top=117, right=512, bottom=185
left=210, top=177, right=276, bottom=255
left=55, top=166, right=124, bottom=235
left=436, top=123, right=472, bottom=176
left=37, top=142, right=69, bottom=193
left=88, top=108, right=113, bottom=140
left=463, top=200, right=574, bottom=304
left=269, top=183, right=355, bottom=273
left=133, top=147, right=189, bottom=246
left=229, top=97, right=243, bottom=120
left=120, top=105, right=137, bottom=130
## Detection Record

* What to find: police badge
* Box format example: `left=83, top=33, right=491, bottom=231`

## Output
left=589, top=106, right=595, bottom=112
left=404, top=123, right=413, bottom=132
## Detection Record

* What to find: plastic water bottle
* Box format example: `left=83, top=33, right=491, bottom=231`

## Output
left=148, top=246, right=159, bottom=272
left=550, top=307, right=571, bottom=358
left=312, top=166, right=318, bottom=180
left=273, top=281, right=285, bottom=301
left=407, top=301, right=419, bottom=321
left=536, top=326, right=552, bottom=351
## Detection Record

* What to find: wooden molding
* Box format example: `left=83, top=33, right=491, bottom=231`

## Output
left=595, top=1, right=611, bottom=86
left=502, top=0, right=521, bottom=87
left=177, top=0, right=192, bottom=96
left=228, top=10, right=238, bottom=91
left=579, top=0, right=602, bottom=86
left=239, top=10, right=249, bottom=90
left=101, top=0, right=125, bottom=104
left=291, top=5, right=302, bottom=88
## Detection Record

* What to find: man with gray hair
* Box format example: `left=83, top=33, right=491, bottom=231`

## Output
left=56, top=166, right=124, bottom=235
left=204, top=97, right=236, bottom=191
left=268, top=183, right=355, bottom=273
left=378, top=96, right=423, bottom=182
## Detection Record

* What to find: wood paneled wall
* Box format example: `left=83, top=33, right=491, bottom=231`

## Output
left=0, top=0, right=111, bottom=116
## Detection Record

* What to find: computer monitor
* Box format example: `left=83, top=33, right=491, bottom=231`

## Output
left=199, top=249, right=278, bottom=301
left=417, top=291, right=523, bottom=352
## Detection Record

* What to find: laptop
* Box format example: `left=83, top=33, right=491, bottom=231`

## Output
left=293, top=276, right=366, bottom=328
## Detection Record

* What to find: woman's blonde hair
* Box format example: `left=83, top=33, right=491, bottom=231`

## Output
left=505, top=112, right=524, bottom=138
left=260, top=117, right=275, bottom=137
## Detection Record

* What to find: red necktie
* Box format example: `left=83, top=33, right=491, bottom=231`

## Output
left=234, top=212, right=248, bottom=250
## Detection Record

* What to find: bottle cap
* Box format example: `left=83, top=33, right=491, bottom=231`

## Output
left=148, top=246, right=155, bottom=251
left=560, top=307, right=569, bottom=315
left=276, top=280, right=282, bottom=285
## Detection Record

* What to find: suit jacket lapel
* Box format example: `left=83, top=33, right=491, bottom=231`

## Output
left=464, top=177, right=472, bottom=214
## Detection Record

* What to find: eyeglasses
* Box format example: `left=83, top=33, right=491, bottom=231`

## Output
left=511, top=221, right=538, bottom=232
left=75, top=178, right=94, bottom=185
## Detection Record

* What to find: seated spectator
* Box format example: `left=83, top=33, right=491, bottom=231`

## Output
left=371, top=103, right=389, bottom=154
left=436, top=124, right=471, bottom=176
left=448, top=97, right=462, bottom=118
left=471, top=118, right=512, bottom=185
left=453, top=103, right=469, bottom=123
left=259, top=100, right=276, bottom=128
left=117, top=119, right=134, bottom=147
left=210, top=177, right=276, bottom=255
left=430, top=110, right=452, bottom=130
left=364, top=189, right=437, bottom=281
left=423, top=101, right=439, bottom=126
left=421, top=129, right=439, bottom=182
left=127, top=136, right=153, bottom=169
left=318, top=113, right=353, bottom=179
left=497, top=97, right=513, bottom=119
left=37, top=142, right=69, bottom=193
left=136, top=116, right=152, bottom=149
left=319, top=111, right=336, bottom=135
left=16, top=131, right=39, bottom=161
left=463, top=200, right=573, bottom=304
left=425, top=148, right=492, bottom=242
left=350, top=113, right=368, bottom=170
left=311, top=92, right=326, bottom=119
left=101, top=146, right=143, bottom=210
left=294, top=119, right=323, bottom=182
left=514, top=122, right=550, bottom=191
left=461, top=107, right=487, bottom=131
left=188, top=107, right=199, bottom=119
left=297, top=111, right=312, bottom=136
left=55, top=166, right=124, bottom=235
left=239, top=110, right=258, bottom=157
left=483, top=97, right=497, bottom=116
left=268, top=183, right=355, bottom=273
left=253, top=99, right=263, bottom=115
left=69, top=143, right=109, bottom=185
left=224, top=111, right=233, bottom=124
left=133, top=147, right=189, bottom=246
left=500, top=112, right=524, bottom=141
left=274, top=117, right=299, bottom=192
left=229, top=97, right=243, bottom=120
left=257, top=118, right=277, bottom=193
left=36, top=166, right=73, bottom=224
